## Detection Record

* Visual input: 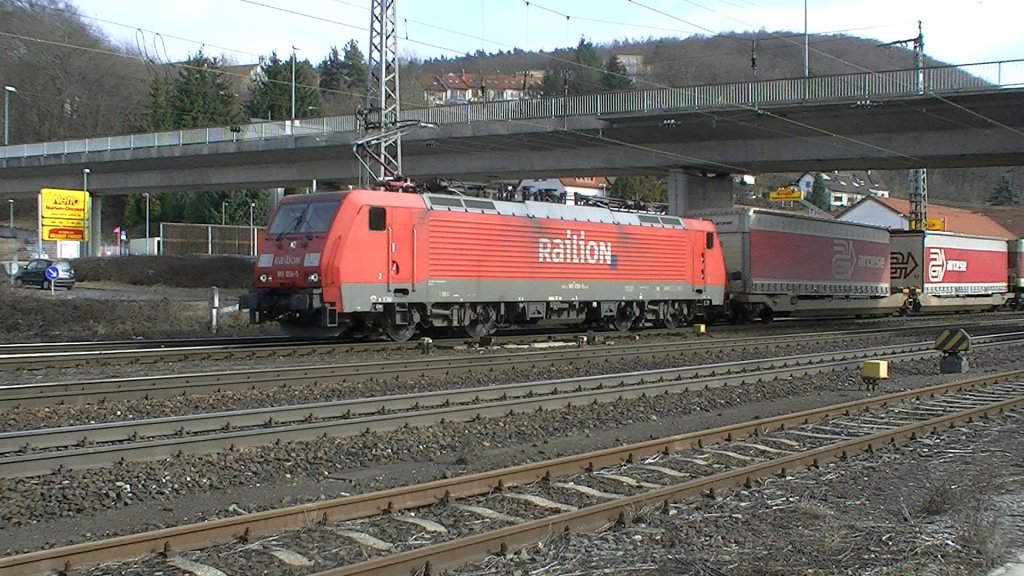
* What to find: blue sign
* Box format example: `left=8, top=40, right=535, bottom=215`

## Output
left=44, top=265, right=59, bottom=281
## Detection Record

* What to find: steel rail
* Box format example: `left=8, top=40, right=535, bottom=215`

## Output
left=3, top=335, right=1019, bottom=477
left=1, top=315, right=1017, bottom=371
left=3, top=370, right=1020, bottom=576
left=4, top=324, right=1018, bottom=409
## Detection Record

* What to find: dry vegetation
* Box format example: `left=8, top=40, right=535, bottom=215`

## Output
left=0, top=255, right=269, bottom=342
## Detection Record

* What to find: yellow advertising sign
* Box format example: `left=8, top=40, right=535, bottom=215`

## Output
left=42, top=217, right=87, bottom=229
left=43, top=225, right=88, bottom=241
left=40, top=188, right=90, bottom=221
left=925, top=218, right=945, bottom=231
left=769, top=187, right=804, bottom=202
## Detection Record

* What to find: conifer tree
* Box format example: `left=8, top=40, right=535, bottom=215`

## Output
left=989, top=175, right=1020, bottom=205
left=245, top=51, right=322, bottom=121
left=601, top=55, right=635, bottom=92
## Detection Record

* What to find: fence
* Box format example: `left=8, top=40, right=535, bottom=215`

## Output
left=2, top=59, right=1022, bottom=161
left=158, top=222, right=263, bottom=257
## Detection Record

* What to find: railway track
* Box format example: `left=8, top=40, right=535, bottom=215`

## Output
left=3, top=322, right=1020, bottom=409
left=4, top=368, right=1021, bottom=576
left=1, top=315, right=1019, bottom=371
left=2, top=333, right=1020, bottom=478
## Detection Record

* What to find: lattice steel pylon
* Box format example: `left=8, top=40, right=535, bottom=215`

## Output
left=359, top=0, right=401, bottom=188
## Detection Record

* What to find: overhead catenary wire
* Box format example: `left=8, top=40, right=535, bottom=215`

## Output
left=4, top=2, right=1020, bottom=175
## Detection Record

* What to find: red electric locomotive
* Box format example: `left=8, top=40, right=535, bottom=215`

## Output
left=242, top=189, right=726, bottom=340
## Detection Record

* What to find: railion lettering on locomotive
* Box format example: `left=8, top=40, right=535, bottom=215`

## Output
left=538, top=230, right=614, bottom=265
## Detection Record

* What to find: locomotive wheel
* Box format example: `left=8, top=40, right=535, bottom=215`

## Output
left=658, top=302, right=686, bottom=329
left=611, top=302, right=638, bottom=332
left=385, top=320, right=417, bottom=342
left=465, top=304, right=498, bottom=338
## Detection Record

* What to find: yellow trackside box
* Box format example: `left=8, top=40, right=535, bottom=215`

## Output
left=692, top=324, right=706, bottom=335
left=861, top=360, right=889, bottom=380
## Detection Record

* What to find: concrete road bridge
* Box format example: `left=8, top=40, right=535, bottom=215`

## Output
left=2, top=58, right=1023, bottom=239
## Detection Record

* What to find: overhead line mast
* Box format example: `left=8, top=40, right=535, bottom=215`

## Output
left=881, top=21, right=927, bottom=231
left=359, top=0, right=401, bottom=188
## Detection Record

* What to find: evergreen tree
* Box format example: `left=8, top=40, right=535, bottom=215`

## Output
left=318, top=41, right=367, bottom=114
left=142, top=51, right=269, bottom=227
left=169, top=50, right=242, bottom=129
left=609, top=176, right=665, bottom=203
left=147, top=75, right=175, bottom=131
left=601, top=55, right=634, bottom=92
left=540, top=68, right=566, bottom=97
left=246, top=51, right=322, bottom=121
left=809, top=174, right=832, bottom=211
left=989, top=175, right=1020, bottom=205
left=319, top=47, right=346, bottom=94
left=568, top=38, right=603, bottom=95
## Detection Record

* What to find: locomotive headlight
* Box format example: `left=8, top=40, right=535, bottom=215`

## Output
left=306, top=272, right=320, bottom=283
left=259, top=273, right=271, bottom=283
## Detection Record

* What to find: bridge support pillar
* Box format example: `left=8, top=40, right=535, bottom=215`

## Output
left=666, top=170, right=733, bottom=217
left=89, top=195, right=102, bottom=258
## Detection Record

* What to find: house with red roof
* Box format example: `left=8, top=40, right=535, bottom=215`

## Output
left=836, top=196, right=1014, bottom=239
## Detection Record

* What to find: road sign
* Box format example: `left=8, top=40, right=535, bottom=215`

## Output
left=935, top=328, right=970, bottom=353
left=44, top=266, right=59, bottom=281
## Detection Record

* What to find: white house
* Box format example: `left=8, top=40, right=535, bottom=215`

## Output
left=517, top=177, right=611, bottom=205
left=798, top=171, right=890, bottom=209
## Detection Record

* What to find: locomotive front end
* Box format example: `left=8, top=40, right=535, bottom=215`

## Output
left=241, top=193, right=346, bottom=336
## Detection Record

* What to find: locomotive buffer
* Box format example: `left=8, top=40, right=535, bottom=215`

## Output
left=935, top=328, right=971, bottom=374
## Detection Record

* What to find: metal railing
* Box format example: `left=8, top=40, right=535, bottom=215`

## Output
left=1, top=59, right=1021, bottom=161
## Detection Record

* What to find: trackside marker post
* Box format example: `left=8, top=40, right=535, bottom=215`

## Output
left=210, top=286, right=219, bottom=334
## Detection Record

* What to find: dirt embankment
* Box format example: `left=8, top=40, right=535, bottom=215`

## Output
left=0, top=256, right=272, bottom=342
left=72, top=256, right=253, bottom=288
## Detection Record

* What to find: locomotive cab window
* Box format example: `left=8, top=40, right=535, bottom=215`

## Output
left=369, top=207, right=386, bottom=231
left=706, top=232, right=714, bottom=250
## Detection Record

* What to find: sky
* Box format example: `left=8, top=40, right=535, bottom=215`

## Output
left=70, top=0, right=1024, bottom=72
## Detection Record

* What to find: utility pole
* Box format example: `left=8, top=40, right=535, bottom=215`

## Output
left=882, top=22, right=927, bottom=230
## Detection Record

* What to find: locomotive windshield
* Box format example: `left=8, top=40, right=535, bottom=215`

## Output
left=268, top=200, right=342, bottom=236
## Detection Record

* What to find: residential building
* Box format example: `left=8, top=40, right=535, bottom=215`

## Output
left=517, top=177, right=611, bottom=205
left=836, top=196, right=1014, bottom=238
left=615, top=54, right=645, bottom=81
left=418, top=71, right=545, bottom=106
left=798, top=171, right=890, bottom=209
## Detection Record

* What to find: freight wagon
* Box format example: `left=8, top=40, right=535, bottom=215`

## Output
left=242, top=189, right=727, bottom=339
left=694, top=207, right=905, bottom=321
left=890, top=230, right=1010, bottom=313
left=1008, top=240, right=1024, bottom=309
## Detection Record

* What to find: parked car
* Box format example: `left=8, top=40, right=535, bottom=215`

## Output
left=14, top=258, right=75, bottom=290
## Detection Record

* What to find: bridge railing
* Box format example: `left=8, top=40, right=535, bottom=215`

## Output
left=2, top=59, right=1021, bottom=161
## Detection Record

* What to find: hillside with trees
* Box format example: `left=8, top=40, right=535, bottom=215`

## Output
left=1, top=0, right=1019, bottom=219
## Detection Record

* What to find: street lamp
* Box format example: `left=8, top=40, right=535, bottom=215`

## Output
left=7, top=199, right=12, bottom=232
left=143, top=192, right=150, bottom=255
left=3, top=85, right=15, bottom=146
left=249, top=202, right=256, bottom=256
left=82, top=168, right=90, bottom=192
left=291, top=46, right=299, bottom=121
